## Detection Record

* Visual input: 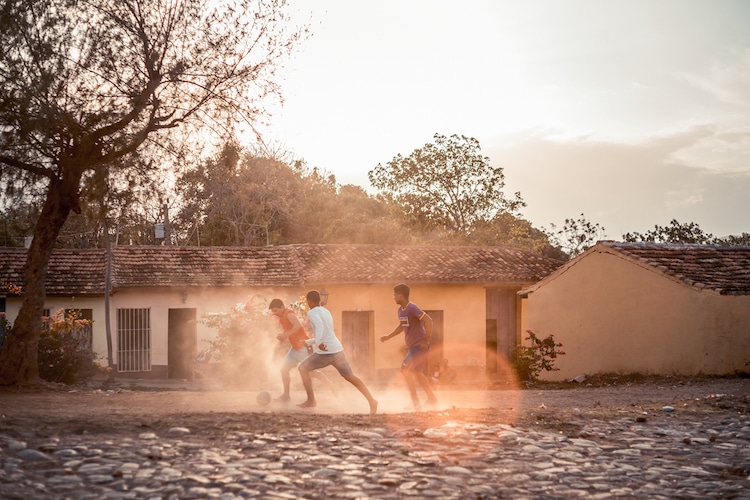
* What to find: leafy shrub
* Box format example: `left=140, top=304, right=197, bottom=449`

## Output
left=513, top=329, right=565, bottom=382
left=0, top=312, right=9, bottom=352
left=200, top=295, right=280, bottom=388
left=38, top=309, right=99, bottom=385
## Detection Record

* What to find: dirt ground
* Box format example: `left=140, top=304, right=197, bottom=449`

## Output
left=1, top=374, right=748, bottom=446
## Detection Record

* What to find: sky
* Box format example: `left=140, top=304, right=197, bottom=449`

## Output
left=260, top=0, right=750, bottom=239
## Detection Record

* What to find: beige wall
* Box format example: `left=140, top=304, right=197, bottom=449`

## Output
left=524, top=251, right=750, bottom=381
left=5, top=297, right=109, bottom=364
left=111, top=286, right=293, bottom=367
left=4, top=282, right=493, bottom=378
left=316, top=283, right=488, bottom=372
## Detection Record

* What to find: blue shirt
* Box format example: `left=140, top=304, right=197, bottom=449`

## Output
left=398, top=302, right=426, bottom=348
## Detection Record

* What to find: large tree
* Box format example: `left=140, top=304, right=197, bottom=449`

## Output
left=175, top=143, right=302, bottom=246
left=175, top=144, right=411, bottom=246
left=0, top=0, right=307, bottom=385
left=368, top=133, right=525, bottom=234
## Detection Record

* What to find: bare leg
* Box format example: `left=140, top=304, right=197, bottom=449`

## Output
left=415, top=370, right=438, bottom=404
left=310, top=369, right=338, bottom=396
left=276, top=365, right=293, bottom=402
left=297, top=366, right=316, bottom=408
left=342, top=374, right=378, bottom=414
left=401, top=367, right=420, bottom=407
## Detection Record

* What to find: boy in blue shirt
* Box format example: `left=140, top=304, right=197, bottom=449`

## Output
left=380, top=283, right=438, bottom=410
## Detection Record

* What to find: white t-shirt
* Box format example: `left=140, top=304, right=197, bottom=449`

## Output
left=305, top=306, right=343, bottom=354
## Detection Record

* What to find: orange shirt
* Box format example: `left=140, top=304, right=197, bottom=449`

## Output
left=280, top=308, right=309, bottom=350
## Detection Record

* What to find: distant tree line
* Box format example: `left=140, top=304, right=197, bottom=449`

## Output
left=2, top=137, right=749, bottom=261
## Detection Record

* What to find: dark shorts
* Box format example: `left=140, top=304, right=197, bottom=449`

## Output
left=299, top=351, right=354, bottom=377
left=401, top=345, right=430, bottom=373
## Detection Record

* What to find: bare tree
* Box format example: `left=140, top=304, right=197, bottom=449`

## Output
left=0, top=0, right=308, bottom=385
left=545, top=214, right=607, bottom=259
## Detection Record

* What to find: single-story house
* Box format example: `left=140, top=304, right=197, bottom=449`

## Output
left=0, top=244, right=562, bottom=382
left=519, top=241, right=750, bottom=381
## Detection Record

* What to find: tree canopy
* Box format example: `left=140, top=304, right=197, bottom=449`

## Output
left=173, top=143, right=411, bottom=246
left=623, top=220, right=715, bottom=244
left=545, top=214, right=607, bottom=259
left=0, top=0, right=308, bottom=385
left=368, top=133, right=525, bottom=234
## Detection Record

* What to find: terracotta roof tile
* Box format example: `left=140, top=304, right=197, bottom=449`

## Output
left=110, top=246, right=302, bottom=288
left=602, top=241, right=750, bottom=295
left=0, top=244, right=564, bottom=296
left=0, top=247, right=106, bottom=295
left=292, top=244, right=562, bottom=284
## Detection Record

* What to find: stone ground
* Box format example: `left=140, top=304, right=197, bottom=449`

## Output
left=0, top=374, right=748, bottom=498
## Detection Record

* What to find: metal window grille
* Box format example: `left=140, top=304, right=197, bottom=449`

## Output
left=117, top=308, right=151, bottom=372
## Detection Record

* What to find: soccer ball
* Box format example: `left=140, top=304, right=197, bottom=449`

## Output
left=256, top=390, right=271, bottom=407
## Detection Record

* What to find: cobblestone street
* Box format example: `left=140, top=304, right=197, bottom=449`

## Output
left=1, top=378, right=748, bottom=498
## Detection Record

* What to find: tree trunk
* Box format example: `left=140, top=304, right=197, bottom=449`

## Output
left=0, top=174, right=78, bottom=386
left=103, top=218, right=115, bottom=384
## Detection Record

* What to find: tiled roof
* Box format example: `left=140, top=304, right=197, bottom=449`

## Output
left=110, top=246, right=302, bottom=288
left=600, top=241, right=750, bottom=295
left=0, top=247, right=107, bottom=295
left=521, top=241, right=750, bottom=297
left=292, top=244, right=562, bottom=284
left=0, top=244, right=563, bottom=296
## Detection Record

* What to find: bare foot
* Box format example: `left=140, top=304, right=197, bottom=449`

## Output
left=404, top=401, right=421, bottom=412
left=369, top=399, right=378, bottom=415
left=274, top=395, right=291, bottom=403
left=425, top=397, right=438, bottom=407
left=297, top=400, right=316, bottom=409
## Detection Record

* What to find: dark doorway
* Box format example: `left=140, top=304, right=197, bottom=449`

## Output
left=342, top=311, right=372, bottom=374
left=486, top=319, right=498, bottom=374
left=485, top=288, right=518, bottom=362
left=168, top=308, right=196, bottom=379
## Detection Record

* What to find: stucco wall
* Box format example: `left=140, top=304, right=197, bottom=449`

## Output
left=112, top=286, right=289, bottom=367
left=318, top=283, right=488, bottom=373
left=4, top=283, right=494, bottom=379
left=5, top=297, right=108, bottom=364
left=524, top=251, right=750, bottom=381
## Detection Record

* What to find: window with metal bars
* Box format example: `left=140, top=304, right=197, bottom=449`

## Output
left=116, top=308, right=151, bottom=372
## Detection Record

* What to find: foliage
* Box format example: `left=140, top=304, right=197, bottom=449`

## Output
left=368, top=133, right=526, bottom=234
left=545, top=213, right=606, bottom=259
left=0, top=313, right=8, bottom=352
left=469, top=213, right=567, bottom=259
left=714, top=233, right=750, bottom=246
left=624, top=220, right=750, bottom=247
left=623, top=219, right=714, bottom=244
left=174, top=143, right=411, bottom=246
left=0, top=0, right=308, bottom=385
left=199, top=295, right=281, bottom=388
left=35, top=309, right=100, bottom=385
left=513, top=329, right=566, bottom=382
left=175, top=143, right=299, bottom=246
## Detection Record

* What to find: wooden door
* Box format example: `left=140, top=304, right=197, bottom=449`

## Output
left=341, top=311, right=372, bottom=373
left=168, top=308, right=196, bottom=379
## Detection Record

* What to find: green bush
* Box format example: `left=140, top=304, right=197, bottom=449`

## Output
left=38, top=309, right=99, bottom=385
left=513, top=329, right=565, bottom=382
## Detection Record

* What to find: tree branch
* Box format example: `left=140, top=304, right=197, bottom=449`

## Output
left=0, top=155, right=52, bottom=178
